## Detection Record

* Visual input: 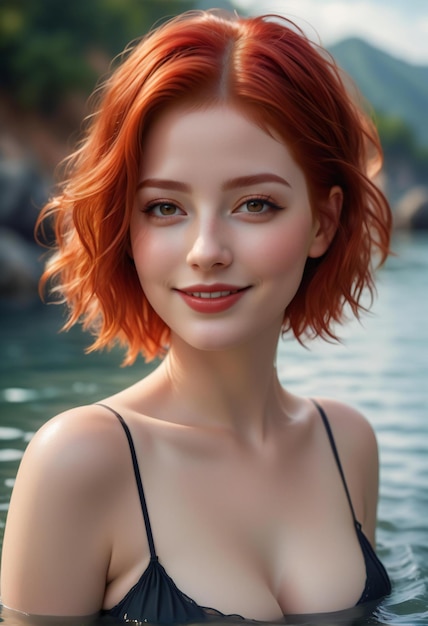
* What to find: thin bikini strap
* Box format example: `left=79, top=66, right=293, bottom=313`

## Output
left=311, top=399, right=358, bottom=523
left=96, top=403, right=157, bottom=560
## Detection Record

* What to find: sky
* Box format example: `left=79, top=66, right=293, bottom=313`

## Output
left=231, top=0, right=428, bottom=65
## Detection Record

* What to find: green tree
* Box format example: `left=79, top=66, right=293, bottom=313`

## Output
left=375, top=111, right=428, bottom=181
left=0, top=0, right=197, bottom=113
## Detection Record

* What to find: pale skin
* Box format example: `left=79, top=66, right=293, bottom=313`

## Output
left=1, top=104, right=380, bottom=622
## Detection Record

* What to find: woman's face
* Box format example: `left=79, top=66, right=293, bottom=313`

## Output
left=130, top=103, right=330, bottom=353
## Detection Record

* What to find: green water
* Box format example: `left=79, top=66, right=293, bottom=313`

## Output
left=0, top=233, right=427, bottom=625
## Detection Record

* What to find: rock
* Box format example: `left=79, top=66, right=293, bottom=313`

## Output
left=394, top=186, right=428, bottom=230
left=0, top=144, right=51, bottom=300
left=0, top=157, right=50, bottom=242
left=0, top=227, right=41, bottom=298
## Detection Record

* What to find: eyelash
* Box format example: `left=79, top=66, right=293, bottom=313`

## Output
left=236, top=195, right=284, bottom=214
left=142, top=201, right=183, bottom=218
left=141, top=195, right=285, bottom=219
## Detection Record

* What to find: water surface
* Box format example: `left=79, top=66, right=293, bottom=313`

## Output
left=0, top=233, right=427, bottom=625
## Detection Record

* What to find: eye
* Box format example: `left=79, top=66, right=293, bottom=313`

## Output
left=244, top=199, right=269, bottom=213
left=143, top=202, right=184, bottom=218
left=235, top=196, right=283, bottom=214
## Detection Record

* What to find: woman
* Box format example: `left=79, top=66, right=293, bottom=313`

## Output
left=1, top=9, right=392, bottom=624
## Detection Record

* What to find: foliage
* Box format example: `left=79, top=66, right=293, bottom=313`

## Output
left=0, top=0, right=197, bottom=113
left=375, top=110, right=428, bottom=180
left=1, top=1, right=426, bottom=183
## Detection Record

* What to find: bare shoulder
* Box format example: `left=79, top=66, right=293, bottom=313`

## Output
left=1, top=404, right=133, bottom=615
left=312, top=397, right=380, bottom=542
left=313, top=397, right=379, bottom=465
left=5, top=403, right=136, bottom=541
left=313, top=397, right=378, bottom=453
left=18, top=404, right=131, bottom=491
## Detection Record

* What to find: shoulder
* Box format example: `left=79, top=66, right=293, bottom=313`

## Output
left=1, top=404, right=136, bottom=614
left=313, top=397, right=378, bottom=460
left=312, top=397, right=379, bottom=541
left=15, top=404, right=133, bottom=500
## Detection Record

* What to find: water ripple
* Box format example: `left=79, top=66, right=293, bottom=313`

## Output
left=1, top=387, right=39, bottom=403
left=0, top=234, right=427, bottom=625
left=0, top=449, right=23, bottom=462
left=0, top=427, right=24, bottom=440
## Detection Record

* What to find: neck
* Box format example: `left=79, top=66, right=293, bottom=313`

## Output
left=154, top=328, right=288, bottom=441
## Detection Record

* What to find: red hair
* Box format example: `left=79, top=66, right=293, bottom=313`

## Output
left=37, top=10, right=392, bottom=365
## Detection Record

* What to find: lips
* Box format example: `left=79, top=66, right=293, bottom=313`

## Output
left=174, top=284, right=249, bottom=313
left=184, top=289, right=240, bottom=299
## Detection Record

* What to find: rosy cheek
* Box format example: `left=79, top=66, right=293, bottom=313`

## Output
left=131, top=230, right=178, bottom=283
left=246, top=220, right=313, bottom=275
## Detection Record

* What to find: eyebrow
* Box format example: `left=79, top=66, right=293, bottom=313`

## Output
left=137, top=178, right=190, bottom=192
left=137, top=173, right=291, bottom=192
left=223, top=173, right=291, bottom=190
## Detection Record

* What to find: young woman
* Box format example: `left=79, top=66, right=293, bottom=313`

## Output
left=1, top=10, right=392, bottom=624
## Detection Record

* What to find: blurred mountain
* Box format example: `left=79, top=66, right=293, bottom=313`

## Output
left=329, top=37, right=428, bottom=146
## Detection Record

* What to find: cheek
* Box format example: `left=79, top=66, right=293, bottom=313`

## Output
left=247, top=218, right=314, bottom=277
left=130, top=229, right=175, bottom=285
left=130, top=227, right=178, bottom=270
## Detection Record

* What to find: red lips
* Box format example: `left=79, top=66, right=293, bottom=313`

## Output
left=175, top=284, right=249, bottom=313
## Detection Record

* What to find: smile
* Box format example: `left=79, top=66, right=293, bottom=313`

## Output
left=175, top=286, right=249, bottom=313
left=184, top=290, right=239, bottom=299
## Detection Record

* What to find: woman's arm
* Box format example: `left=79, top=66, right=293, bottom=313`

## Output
left=1, top=407, right=121, bottom=618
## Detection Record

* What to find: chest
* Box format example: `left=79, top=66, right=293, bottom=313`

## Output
left=106, top=446, right=367, bottom=617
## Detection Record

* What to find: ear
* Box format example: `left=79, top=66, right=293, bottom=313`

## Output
left=308, top=186, right=343, bottom=259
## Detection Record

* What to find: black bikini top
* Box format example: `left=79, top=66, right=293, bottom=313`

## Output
left=99, top=401, right=391, bottom=624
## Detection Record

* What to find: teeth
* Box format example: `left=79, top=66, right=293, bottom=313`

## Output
left=187, top=290, right=237, bottom=299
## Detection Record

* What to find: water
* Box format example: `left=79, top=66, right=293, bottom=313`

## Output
left=0, top=233, right=427, bottom=625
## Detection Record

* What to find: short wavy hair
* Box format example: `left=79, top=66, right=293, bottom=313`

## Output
left=37, top=10, right=392, bottom=365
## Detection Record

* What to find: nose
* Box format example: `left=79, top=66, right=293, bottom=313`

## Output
left=186, top=219, right=232, bottom=271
